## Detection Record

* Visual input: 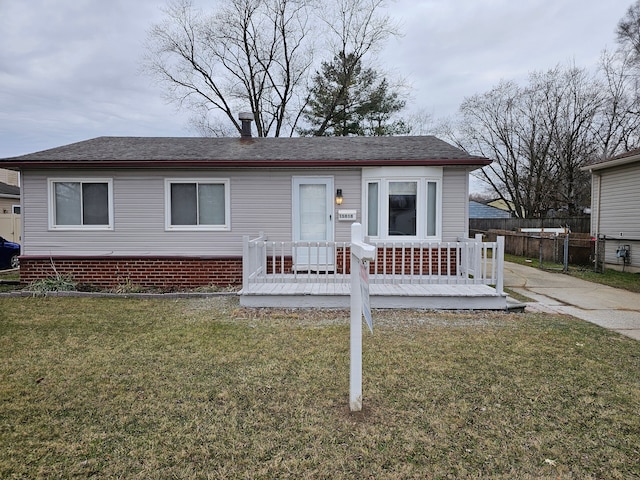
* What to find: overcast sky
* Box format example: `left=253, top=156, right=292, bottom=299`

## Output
left=0, top=0, right=631, bottom=158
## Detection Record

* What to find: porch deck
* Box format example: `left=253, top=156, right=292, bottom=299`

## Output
left=239, top=281, right=507, bottom=309
left=239, top=233, right=509, bottom=310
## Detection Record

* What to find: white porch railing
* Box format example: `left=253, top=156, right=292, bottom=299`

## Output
left=242, top=233, right=504, bottom=294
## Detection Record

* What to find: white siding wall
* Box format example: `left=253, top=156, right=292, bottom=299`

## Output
left=596, top=163, right=640, bottom=269
left=22, top=169, right=361, bottom=257
left=22, top=166, right=471, bottom=257
left=442, top=168, right=470, bottom=241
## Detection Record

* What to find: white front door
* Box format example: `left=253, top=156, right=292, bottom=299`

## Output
left=292, top=177, right=334, bottom=268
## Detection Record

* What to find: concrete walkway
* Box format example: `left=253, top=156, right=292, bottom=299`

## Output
left=504, top=261, right=640, bottom=340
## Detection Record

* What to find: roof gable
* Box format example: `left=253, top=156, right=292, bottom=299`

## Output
left=0, top=136, right=492, bottom=169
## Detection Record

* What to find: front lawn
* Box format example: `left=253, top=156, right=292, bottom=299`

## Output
left=1, top=296, right=638, bottom=479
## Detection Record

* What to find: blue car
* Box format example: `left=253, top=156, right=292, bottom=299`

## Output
left=0, top=237, right=20, bottom=270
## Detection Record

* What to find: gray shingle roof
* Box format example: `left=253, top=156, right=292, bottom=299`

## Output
left=0, top=136, right=492, bottom=168
left=469, top=200, right=511, bottom=219
left=0, top=181, right=20, bottom=197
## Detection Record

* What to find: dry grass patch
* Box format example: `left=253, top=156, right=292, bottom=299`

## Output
left=0, top=296, right=639, bottom=479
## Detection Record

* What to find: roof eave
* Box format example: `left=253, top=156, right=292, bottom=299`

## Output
left=2, top=158, right=492, bottom=169
left=583, top=154, right=640, bottom=172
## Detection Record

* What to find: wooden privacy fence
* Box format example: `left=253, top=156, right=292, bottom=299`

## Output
left=470, top=216, right=590, bottom=234
left=484, top=229, right=593, bottom=265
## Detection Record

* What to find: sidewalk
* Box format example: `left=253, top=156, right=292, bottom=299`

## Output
left=504, top=261, right=640, bottom=341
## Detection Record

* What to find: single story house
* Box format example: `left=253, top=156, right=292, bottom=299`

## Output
left=0, top=125, right=495, bottom=292
left=584, top=149, right=640, bottom=273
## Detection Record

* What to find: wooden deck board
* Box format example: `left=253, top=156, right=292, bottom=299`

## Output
left=239, top=280, right=507, bottom=310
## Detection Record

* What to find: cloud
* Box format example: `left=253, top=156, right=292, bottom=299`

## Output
left=382, top=0, right=629, bottom=117
left=0, top=0, right=633, bottom=157
left=0, top=0, right=192, bottom=157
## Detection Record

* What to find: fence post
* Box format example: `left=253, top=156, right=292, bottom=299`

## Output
left=563, top=232, right=569, bottom=273
left=242, top=235, right=250, bottom=291
left=474, top=233, right=483, bottom=284
left=496, top=236, right=505, bottom=295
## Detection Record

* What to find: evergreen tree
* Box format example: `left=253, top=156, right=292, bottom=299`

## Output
left=299, top=52, right=408, bottom=136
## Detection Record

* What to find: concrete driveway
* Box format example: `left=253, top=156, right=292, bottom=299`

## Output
left=504, top=261, right=640, bottom=340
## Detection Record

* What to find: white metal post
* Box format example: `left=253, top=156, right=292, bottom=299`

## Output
left=350, top=223, right=363, bottom=412
left=350, top=248, right=363, bottom=412
left=474, top=233, right=483, bottom=284
left=349, top=223, right=375, bottom=412
left=496, top=236, right=505, bottom=295
left=242, top=235, right=250, bottom=290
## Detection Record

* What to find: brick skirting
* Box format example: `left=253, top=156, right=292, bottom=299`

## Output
left=265, top=247, right=457, bottom=276
left=19, top=256, right=243, bottom=289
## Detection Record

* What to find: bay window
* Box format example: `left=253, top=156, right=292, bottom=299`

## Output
left=363, top=167, right=441, bottom=239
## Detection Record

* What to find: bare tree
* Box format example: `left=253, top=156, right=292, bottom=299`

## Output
left=453, top=66, right=604, bottom=218
left=617, top=1, right=640, bottom=61
left=595, top=49, right=640, bottom=157
left=297, top=0, right=401, bottom=134
left=322, top=0, right=399, bottom=61
left=144, top=0, right=399, bottom=137
left=545, top=67, right=601, bottom=215
left=144, top=0, right=314, bottom=137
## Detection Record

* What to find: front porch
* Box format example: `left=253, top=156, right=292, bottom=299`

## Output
left=240, top=233, right=508, bottom=309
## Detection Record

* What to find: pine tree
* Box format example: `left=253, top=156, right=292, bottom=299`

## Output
left=299, top=52, right=408, bottom=136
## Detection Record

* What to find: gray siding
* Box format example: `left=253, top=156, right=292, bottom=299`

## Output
left=22, top=166, right=471, bottom=257
left=442, top=168, right=470, bottom=241
left=22, top=169, right=361, bottom=257
left=594, top=163, right=640, bottom=269
left=589, top=174, right=600, bottom=236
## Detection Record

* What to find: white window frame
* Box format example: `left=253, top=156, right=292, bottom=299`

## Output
left=11, top=205, right=20, bottom=215
left=164, top=178, right=231, bottom=231
left=48, top=178, right=114, bottom=231
left=362, top=167, right=442, bottom=240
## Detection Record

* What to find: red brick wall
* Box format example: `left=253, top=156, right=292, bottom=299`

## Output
left=19, top=256, right=243, bottom=289
left=265, top=247, right=457, bottom=276
left=373, top=247, right=458, bottom=275
left=18, top=247, right=458, bottom=289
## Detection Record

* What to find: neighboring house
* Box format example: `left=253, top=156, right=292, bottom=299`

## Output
left=0, top=181, right=21, bottom=243
left=0, top=129, right=493, bottom=289
left=584, top=149, right=640, bottom=273
left=486, top=198, right=525, bottom=217
left=469, top=200, right=511, bottom=219
left=0, top=168, right=19, bottom=187
left=0, top=181, right=20, bottom=215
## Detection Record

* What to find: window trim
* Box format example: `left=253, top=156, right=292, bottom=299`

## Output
left=48, top=178, right=114, bottom=231
left=362, top=167, right=442, bottom=240
left=164, top=178, right=231, bottom=231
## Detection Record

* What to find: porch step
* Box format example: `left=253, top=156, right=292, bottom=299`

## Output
left=239, top=283, right=509, bottom=310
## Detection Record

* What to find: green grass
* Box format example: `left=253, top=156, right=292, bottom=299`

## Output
left=1, top=296, right=639, bottom=479
left=505, top=254, right=640, bottom=294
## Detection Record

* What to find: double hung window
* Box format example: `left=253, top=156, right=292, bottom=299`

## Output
left=165, top=179, right=230, bottom=231
left=48, top=178, right=113, bottom=230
